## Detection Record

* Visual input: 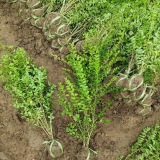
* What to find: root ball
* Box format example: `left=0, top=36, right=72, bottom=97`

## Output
left=45, top=12, right=62, bottom=27
left=135, top=106, right=152, bottom=116
left=128, top=74, right=144, bottom=91
left=31, top=8, right=45, bottom=19
left=51, top=39, right=61, bottom=49
left=35, top=17, right=45, bottom=29
left=133, top=85, right=146, bottom=101
left=75, top=40, right=84, bottom=51
left=116, top=75, right=128, bottom=88
left=55, top=24, right=70, bottom=37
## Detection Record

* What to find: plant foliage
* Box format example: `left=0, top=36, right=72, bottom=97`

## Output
left=0, top=45, right=54, bottom=137
left=123, top=124, right=160, bottom=160
left=102, top=0, right=160, bottom=84
left=65, top=0, right=109, bottom=31
left=59, top=27, right=118, bottom=149
left=0, top=44, right=64, bottom=158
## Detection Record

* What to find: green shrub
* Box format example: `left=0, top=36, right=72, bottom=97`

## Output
left=0, top=45, right=64, bottom=158
left=0, top=45, right=54, bottom=136
left=102, top=0, right=160, bottom=84
left=59, top=27, right=118, bottom=154
left=122, top=124, right=160, bottom=160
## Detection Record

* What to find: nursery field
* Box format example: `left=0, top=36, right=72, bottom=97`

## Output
left=0, top=1, right=160, bottom=160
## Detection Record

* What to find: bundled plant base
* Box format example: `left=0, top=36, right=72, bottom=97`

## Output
left=0, top=44, right=63, bottom=158
left=43, top=12, right=62, bottom=31
left=43, top=12, right=71, bottom=50
left=9, top=0, right=73, bottom=53
left=116, top=72, right=155, bottom=116
left=26, top=0, right=49, bottom=28
left=31, top=6, right=47, bottom=19
left=31, top=16, right=45, bottom=29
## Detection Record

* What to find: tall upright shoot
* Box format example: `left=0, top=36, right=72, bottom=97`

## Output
left=59, top=27, right=118, bottom=151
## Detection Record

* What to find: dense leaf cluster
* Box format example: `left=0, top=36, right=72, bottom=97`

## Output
left=59, top=27, right=118, bottom=148
left=65, top=0, right=109, bottom=30
left=125, top=124, right=160, bottom=159
left=101, top=0, right=160, bottom=83
left=0, top=46, right=54, bottom=128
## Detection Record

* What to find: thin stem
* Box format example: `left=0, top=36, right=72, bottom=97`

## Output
left=38, top=119, right=50, bottom=138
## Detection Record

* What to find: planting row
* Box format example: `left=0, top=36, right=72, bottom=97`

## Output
left=0, top=28, right=117, bottom=158
left=7, top=0, right=111, bottom=52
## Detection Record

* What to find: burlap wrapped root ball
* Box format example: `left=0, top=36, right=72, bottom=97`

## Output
left=15, top=0, right=43, bottom=25
left=140, top=89, right=153, bottom=107
left=31, top=7, right=46, bottom=18
left=133, top=85, right=147, bottom=101
left=121, top=74, right=143, bottom=91
left=121, top=90, right=130, bottom=99
left=123, top=92, right=137, bottom=106
left=44, top=23, right=69, bottom=42
left=43, top=12, right=63, bottom=42
left=26, top=0, right=49, bottom=29
left=20, top=8, right=31, bottom=20
left=31, top=17, right=45, bottom=29
left=135, top=105, right=152, bottom=116
left=57, top=36, right=70, bottom=47
left=55, top=23, right=70, bottom=37
left=44, top=25, right=57, bottom=41
left=51, top=24, right=70, bottom=50
left=126, top=74, right=144, bottom=91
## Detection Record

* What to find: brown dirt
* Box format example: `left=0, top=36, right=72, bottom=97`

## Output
left=1, top=2, right=160, bottom=160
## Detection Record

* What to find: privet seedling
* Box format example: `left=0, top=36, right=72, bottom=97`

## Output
left=0, top=45, right=63, bottom=158
left=121, top=124, right=160, bottom=160
left=59, top=27, right=118, bottom=159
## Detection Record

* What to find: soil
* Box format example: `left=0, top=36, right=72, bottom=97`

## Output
left=1, top=2, right=160, bottom=160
